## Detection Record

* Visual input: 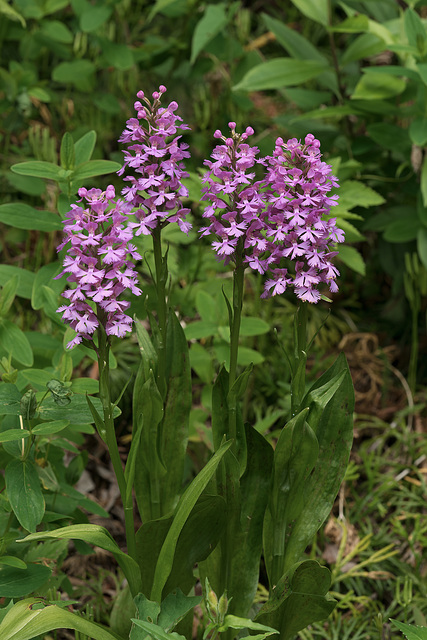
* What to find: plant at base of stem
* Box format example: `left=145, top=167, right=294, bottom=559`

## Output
left=55, top=185, right=142, bottom=559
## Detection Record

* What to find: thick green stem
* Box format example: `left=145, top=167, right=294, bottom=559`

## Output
left=97, top=327, right=137, bottom=561
left=152, top=225, right=168, bottom=398
left=228, top=238, right=245, bottom=450
left=291, top=303, right=308, bottom=417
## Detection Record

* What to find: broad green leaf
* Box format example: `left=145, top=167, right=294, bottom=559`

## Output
left=60, top=132, right=75, bottom=170
left=417, top=63, right=427, bottom=85
left=226, top=425, right=274, bottom=618
left=196, top=290, right=219, bottom=323
left=291, top=104, right=360, bottom=121
left=191, top=3, right=228, bottom=64
left=384, top=215, right=420, bottom=243
left=239, top=317, right=270, bottom=336
left=11, top=161, right=61, bottom=180
left=158, top=589, right=202, bottom=632
left=290, top=0, right=328, bottom=26
left=52, top=60, right=96, bottom=91
left=31, top=262, right=62, bottom=311
left=148, top=0, right=179, bottom=20
left=404, top=8, right=427, bottom=53
left=418, top=228, right=427, bottom=270
left=422, top=155, right=427, bottom=207
left=330, top=14, right=369, bottom=32
left=342, top=33, right=387, bottom=64
left=80, top=4, right=112, bottom=31
left=0, top=565, right=51, bottom=598
left=158, top=310, right=192, bottom=515
left=0, top=319, right=33, bottom=366
left=5, top=459, right=45, bottom=532
left=72, top=160, right=121, bottom=181
left=70, top=377, right=99, bottom=394
left=391, top=619, right=427, bottom=640
left=261, top=13, right=326, bottom=61
left=131, top=619, right=185, bottom=640
left=256, top=560, right=335, bottom=640
left=32, top=420, right=69, bottom=435
left=110, top=584, right=134, bottom=638
left=366, top=123, right=411, bottom=153
left=281, top=355, right=354, bottom=570
left=100, top=40, right=134, bottom=70
left=351, top=72, right=406, bottom=100
left=263, top=410, right=318, bottom=585
left=39, top=19, right=73, bottom=43
left=362, top=65, right=420, bottom=82
left=150, top=439, right=232, bottom=601
left=220, top=615, right=277, bottom=635
left=0, top=0, right=26, bottom=26
left=0, top=429, right=30, bottom=442
left=0, top=275, right=19, bottom=317
left=0, top=203, right=62, bottom=232
left=74, top=130, right=96, bottom=165
left=410, top=117, right=427, bottom=146
left=136, top=494, right=226, bottom=598
left=333, top=180, right=385, bottom=213
left=0, top=384, right=21, bottom=414
left=0, top=556, right=26, bottom=569
left=338, top=220, right=365, bottom=243
left=338, top=245, right=366, bottom=276
left=233, top=59, right=328, bottom=92
left=19, top=524, right=141, bottom=596
left=184, top=320, right=217, bottom=340
left=28, top=87, right=51, bottom=102
left=38, top=394, right=116, bottom=424
left=0, top=598, right=121, bottom=640
left=6, top=173, right=45, bottom=197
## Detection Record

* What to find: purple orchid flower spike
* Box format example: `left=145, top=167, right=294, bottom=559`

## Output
left=201, top=126, right=344, bottom=303
left=118, top=85, right=192, bottom=235
left=56, top=186, right=142, bottom=349
left=263, top=134, right=344, bottom=302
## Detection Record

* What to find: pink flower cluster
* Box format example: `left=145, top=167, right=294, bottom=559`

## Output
left=118, top=85, right=192, bottom=235
left=201, top=126, right=344, bottom=303
left=56, top=186, right=142, bottom=349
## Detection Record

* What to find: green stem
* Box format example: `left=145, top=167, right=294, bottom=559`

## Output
left=152, top=225, right=168, bottom=398
left=97, top=326, right=137, bottom=561
left=228, top=238, right=245, bottom=448
left=291, top=303, right=308, bottom=417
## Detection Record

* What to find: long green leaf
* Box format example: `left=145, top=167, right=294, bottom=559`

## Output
left=19, top=524, right=141, bottom=596
left=233, top=59, right=328, bottom=92
left=150, top=439, right=232, bottom=602
left=5, top=459, right=45, bottom=532
left=10, top=162, right=62, bottom=180
left=0, top=598, right=121, bottom=640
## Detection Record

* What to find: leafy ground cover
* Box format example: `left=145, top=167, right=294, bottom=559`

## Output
left=0, top=0, right=427, bottom=639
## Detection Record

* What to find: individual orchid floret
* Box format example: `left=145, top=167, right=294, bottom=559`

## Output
left=118, top=86, right=192, bottom=235
left=262, top=134, right=344, bottom=302
left=200, top=123, right=267, bottom=267
left=56, top=186, right=142, bottom=349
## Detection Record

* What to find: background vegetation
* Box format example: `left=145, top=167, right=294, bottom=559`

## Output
left=0, top=0, right=426, bottom=638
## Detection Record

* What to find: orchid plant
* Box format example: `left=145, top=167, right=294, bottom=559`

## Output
left=0, top=88, right=354, bottom=640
